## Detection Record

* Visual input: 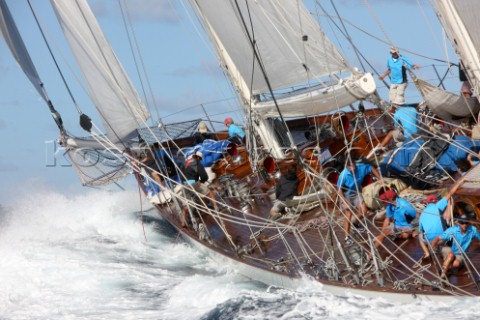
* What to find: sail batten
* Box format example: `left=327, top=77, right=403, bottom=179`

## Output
left=50, top=0, right=150, bottom=142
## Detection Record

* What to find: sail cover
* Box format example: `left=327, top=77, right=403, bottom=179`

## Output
left=0, top=0, right=49, bottom=103
left=415, top=78, right=480, bottom=119
left=50, top=0, right=150, bottom=142
left=433, top=0, right=480, bottom=100
left=191, top=0, right=350, bottom=95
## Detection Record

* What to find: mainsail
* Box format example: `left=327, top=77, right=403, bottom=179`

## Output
left=50, top=0, right=150, bottom=142
left=189, top=0, right=376, bottom=157
left=433, top=0, right=480, bottom=102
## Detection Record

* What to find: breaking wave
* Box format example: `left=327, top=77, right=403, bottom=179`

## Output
left=0, top=187, right=478, bottom=319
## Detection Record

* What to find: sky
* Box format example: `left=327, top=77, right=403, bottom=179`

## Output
left=0, top=0, right=460, bottom=203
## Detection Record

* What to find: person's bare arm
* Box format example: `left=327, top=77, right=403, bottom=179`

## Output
left=379, top=69, right=390, bottom=81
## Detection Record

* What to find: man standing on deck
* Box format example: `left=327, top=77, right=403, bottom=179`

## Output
left=379, top=47, right=420, bottom=106
left=337, top=159, right=383, bottom=245
left=180, top=151, right=218, bottom=227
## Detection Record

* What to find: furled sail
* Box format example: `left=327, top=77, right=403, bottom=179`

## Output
left=50, top=0, right=150, bottom=142
left=0, top=0, right=48, bottom=103
left=189, top=0, right=376, bottom=117
left=415, top=78, right=480, bottom=119
left=433, top=0, right=480, bottom=101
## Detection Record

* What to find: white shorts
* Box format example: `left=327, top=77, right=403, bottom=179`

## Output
left=341, top=193, right=363, bottom=210
left=392, top=128, right=406, bottom=142
left=271, top=200, right=287, bottom=213
left=441, top=246, right=464, bottom=264
left=389, top=82, right=408, bottom=105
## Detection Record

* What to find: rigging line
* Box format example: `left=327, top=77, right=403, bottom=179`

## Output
left=117, top=2, right=180, bottom=146
left=27, top=0, right=80, bottom=115
left=328, top=0, right=366, bottom=72
left=180, top=0, right=241, bottom=117
left=233, top=0, right=299, bottom=156
left=316, top=10, right=457, bottom=67
left=415, top=0, right=444, bottom=59
left=363, top=0, right=393, bottom=48
left=118, top=0, right=160, bottom=124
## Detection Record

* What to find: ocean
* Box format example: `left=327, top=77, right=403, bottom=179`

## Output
left=1, top=189, right=480, bottom=320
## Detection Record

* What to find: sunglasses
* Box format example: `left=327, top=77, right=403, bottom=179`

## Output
left=459, top=221, right=469, bottom=225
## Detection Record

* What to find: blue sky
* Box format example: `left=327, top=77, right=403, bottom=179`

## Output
left=0, top=0, right=458, bottom=203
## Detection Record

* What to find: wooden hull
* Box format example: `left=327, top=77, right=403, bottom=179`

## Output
left=141, top=109, right=480, bottom=301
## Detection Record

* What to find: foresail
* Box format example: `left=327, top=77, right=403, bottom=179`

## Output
left=415, top=78, right=480, bottom=119
left=433, top=0, right=480, bottom=100
left=0, top=0, right=48, bottom=103
left=191, top=0, right=351, bottom=96
left=50, top=0, right=150, bottom=142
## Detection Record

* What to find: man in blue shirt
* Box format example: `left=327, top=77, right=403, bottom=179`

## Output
left=372, top=189, right=419, bottom=252
left=379, top=47, right=419, bottom=106
left=431, top=214, right=480, bottom=278
left=417, top=174, right=465, bottom=259
left=372, top=104, right=419, bottom=155
left=224, top=117, right=245, bottom=144
left=337, top=159, right=383, bottom=245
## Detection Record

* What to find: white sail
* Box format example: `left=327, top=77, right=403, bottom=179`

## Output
left=190, top=0, right=375, bottom=106
left=415, top=78, right=480, bottom=119
left=0, top=0, right=48, bottom=103
left=50, top=0, right=150, bottom=142
left=433, top=0, right=480, bottom=101
left=189, top=0, right=376, bottom=158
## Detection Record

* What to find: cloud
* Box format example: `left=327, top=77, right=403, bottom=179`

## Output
left=165, top=59, right=223, bottom=79
left=125, top=0, right=179, bottom=24
left=338, top=0, right=427, bottom=5
left=91, top=0, right=179, bottom=24
left=88, top=1, right=108, bottom=18
left=0, top=159, right=18, bottom=173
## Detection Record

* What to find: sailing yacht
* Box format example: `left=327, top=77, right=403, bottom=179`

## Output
left=2, top=0, right=480, bottom=301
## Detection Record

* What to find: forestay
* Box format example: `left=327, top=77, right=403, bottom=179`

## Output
left=51, top=0, right=150, bottom=142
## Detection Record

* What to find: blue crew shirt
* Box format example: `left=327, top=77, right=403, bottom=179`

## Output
left=386, top=198, right=417, bottom=227
left=228, top=123, right=245, bottom=138
left=387, top=55, right=413, bottom=84
left=337, top=163, right=372, bottom=195
left=419, top=197, right=448, bottom=242
left=440, top=225, right=480, bottom=255
left=394, top=106, right=418, bottom=139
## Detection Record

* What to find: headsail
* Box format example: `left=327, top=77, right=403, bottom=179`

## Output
left=0, top=0, right=48, bottom=103
left=50, top=0, right=150, bottom=142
